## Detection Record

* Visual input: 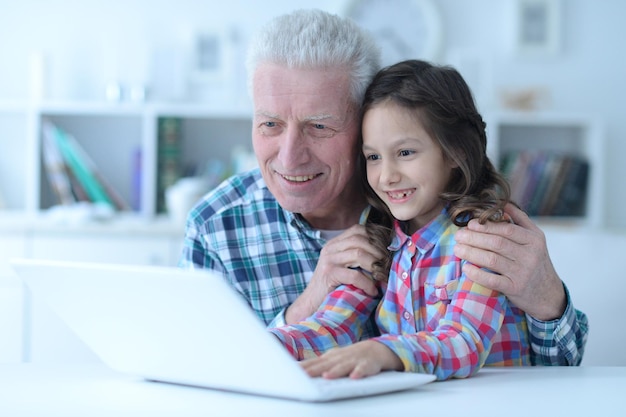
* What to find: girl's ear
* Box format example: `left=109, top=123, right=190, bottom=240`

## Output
left=447, top=158, right=460, bottom=169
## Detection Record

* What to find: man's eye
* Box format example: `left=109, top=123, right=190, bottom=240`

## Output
left=264, top=121, right=276, bottom=128
left=305, top=123, right=334, bottom=138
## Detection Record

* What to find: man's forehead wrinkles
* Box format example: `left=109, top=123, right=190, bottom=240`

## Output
left=255, top=110, right=280, bottom=119
left=255, top=111, right=340, bottom=123
left=305, top=114, right=334, bottom=122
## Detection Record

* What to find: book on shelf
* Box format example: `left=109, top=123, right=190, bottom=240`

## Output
left=551, top=157, right=590, bottom=217
left=538, top=156, right=573, bottom=216
left=64, top=162, right=91, bottom=203
left=63, top=131, right=130, bottom=211
left=41, top=122, right=76, bottom=205
left=525, top=153, right=559, bottom=215
left=500, top=150, right=590, bottom=218
left=504, top=151, right=532, bottom=208
left=156, top=117, right=182, bottom=213
left=41, top=121, right=130, bottom=211
left=131, top=147, right=142, bottom=212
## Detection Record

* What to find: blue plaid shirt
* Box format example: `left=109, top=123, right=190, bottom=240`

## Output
left=178, top=168, right=588, bottom=365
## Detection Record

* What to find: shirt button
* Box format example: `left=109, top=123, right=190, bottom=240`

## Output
left=407, top=241, right=412, bottom=246
left=401, top=271, right=408, bottom=279
left=403, top=311, right=411, bottom=320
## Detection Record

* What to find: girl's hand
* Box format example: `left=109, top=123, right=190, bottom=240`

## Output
left=301, top=340, right=403, bottom=379
left=285, top=224, right=382, bottom=324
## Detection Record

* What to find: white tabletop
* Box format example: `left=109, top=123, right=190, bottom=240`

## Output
left=0, top=363, right=623, bottom=416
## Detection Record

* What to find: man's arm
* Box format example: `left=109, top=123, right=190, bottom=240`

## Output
left=527, top=287, right=589, bottom=366
left=453, top=203, right=588, bottom=364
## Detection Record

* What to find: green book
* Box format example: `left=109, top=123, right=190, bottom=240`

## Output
left=156, top=117, right=182, bottom=213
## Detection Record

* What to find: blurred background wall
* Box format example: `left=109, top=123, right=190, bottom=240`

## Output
left=0, top=0, right=624, bottom=228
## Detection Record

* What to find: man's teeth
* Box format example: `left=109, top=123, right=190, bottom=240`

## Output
left=283, top=174, right=316, bottom=182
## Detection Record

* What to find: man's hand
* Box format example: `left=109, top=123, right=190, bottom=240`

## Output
left=453, top=203, right=567, bottom=321
left=285, top=224, right=382, bottom=324
left=301, top=340, right=403, bottom=379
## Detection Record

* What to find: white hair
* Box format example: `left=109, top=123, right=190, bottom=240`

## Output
left=245, top=8, right=381, bottom=106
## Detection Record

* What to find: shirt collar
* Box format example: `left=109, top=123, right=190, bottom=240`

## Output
left=388, top=207, right=452, bottom=253
left=287, top=206, right=372, bottom=242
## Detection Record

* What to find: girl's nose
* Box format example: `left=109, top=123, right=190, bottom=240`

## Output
left=380, top=160, right=400, bottom=185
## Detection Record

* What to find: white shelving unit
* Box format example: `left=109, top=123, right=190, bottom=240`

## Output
left=0, top=100, right=253, bottom=218
left=0, top=99, right=254, bottom=363
left=485, top=111, right=605, bottom=228
left=0, top=102, right=33, bottom=211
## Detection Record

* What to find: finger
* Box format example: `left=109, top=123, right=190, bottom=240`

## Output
left=462, top=263, right=513, bottom=293
left=467, top=215, right=536, bottom=248
left=325, top=226, right=385, bottom=261
left=344, top=247, right=381, bottom=270
left=301, top=358, right=327, bottom=377
left=322, top=239, right=384, bottom=277
left=348, top=363, right=373, bottom=379
left=465, top=217, right=512, bottom=238
left=320, top=359, right=358, bottom=379
left=453, top=237, right=517, bottom=271
left=456, top=223, right=525, bottom=264
left=503, top=203, right=548, bottom=247
left=454, top=223, right=499, bottom=248
left=326, top=267, right=378, bottom=296
left=323, top=365, right=353, bottom=379
left=346, top=270, right=379, bottom=296
left=302, top=354, right=347, bottom=378
left=321, top=244, right=382, bottom=277
left=503, top=202, right=536, bottom=231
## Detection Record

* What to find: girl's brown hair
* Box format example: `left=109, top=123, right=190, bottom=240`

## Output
left=360, top=59, right=511, bottom=280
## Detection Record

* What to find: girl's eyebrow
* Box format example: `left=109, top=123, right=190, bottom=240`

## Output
left=363, top=137, right=422, bottom=149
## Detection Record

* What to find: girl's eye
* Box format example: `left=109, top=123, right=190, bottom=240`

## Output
left=365, top=154, right=380, bottom=161
left=399, top=149, right=414, bottom=157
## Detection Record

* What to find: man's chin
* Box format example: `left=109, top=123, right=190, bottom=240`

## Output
left=275, top=198, right=318, bottom=215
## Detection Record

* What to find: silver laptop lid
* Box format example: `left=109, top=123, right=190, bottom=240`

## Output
left=12, top=259, right=323, bottom=399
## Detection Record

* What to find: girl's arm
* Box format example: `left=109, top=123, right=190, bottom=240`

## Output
left=269, top=284, right=380, bottom=360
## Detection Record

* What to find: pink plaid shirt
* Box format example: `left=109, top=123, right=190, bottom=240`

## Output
left=270, top=208, right=530, bottom=380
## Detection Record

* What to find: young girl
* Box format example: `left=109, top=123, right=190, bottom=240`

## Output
left=269, top=59, right=530, bottom=381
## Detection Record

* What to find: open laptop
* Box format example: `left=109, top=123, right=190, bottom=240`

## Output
left=11, top=258, right=435, bottom=402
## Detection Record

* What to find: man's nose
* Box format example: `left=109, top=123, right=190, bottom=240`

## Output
left=277, top=126, right=310, bottom=169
